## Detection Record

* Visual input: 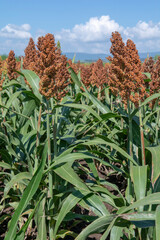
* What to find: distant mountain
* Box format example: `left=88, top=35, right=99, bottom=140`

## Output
left=139, top=52, right=160, bottom=61
left=63, top=52, right=108, bottom=62
left=63, top=52, right=160, bottom=62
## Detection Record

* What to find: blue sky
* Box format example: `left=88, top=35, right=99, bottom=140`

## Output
left=0, top=0, right=160, bottom=55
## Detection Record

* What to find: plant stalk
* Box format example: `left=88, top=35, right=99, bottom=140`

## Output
left=47, top=101, right=55, bottom=239
left=156, top=106, right=160, bottom=145
left=34, top=105, right=42, bottom=172
left=139, top=101, right=146, bottom=165
left=128, top=100, right=133, bottom=159
left=47, top=102, right=53, bottom=198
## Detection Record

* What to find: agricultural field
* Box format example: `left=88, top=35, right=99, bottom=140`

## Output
left=1, top=31, right=160, bottom=240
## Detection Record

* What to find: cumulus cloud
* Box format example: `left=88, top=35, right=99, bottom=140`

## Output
left=0, top=23, right=32, bottom=55
left=0, top=24, right=32, bottom=39
left=1, top=17, right=160, bottom=55
left=56, top=15, right=123, bottom=43
left=124, top=21, right=160, bottom=39
left=55, top=16, right=160, bottom=53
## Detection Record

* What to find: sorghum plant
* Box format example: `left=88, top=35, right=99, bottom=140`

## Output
left=108, top=32, right=146, bottom=107
left=150, top=56, right=160, bottom=95
left=90, top=59, right=108, bottom=89
left=34, top=33, right=70, bottom=100
left=141, top=56, right=155, bottom=76
left=7, top=50, right=17, bottom=80
left=23, top=37, right=37, bottom=70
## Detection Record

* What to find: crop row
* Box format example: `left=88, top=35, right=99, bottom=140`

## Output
left=0, top=32, right=160, bottom=239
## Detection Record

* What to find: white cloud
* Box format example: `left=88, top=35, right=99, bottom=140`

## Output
left=55, top=17, right=160, bottom=53
left=1, top=18, right=160, bottom=55
left=135, top=39, right=160, bottom=53
left=0, top=24, right=32, bottom=39
left=124, top=21, right=160, bottom=39
left=0, top=23, right=32, bottom=55
left=55, top=15, right=123, bottom=43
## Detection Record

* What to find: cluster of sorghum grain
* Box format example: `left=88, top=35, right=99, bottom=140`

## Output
left=141, top=56, right=160, bottom=107
left=0, top=51, right=19, bottom=90
left=90, top=59, right=109, bottom=88
left=23, top=34, right=70, bottom=100
left=68, top=59, right=109, bottom=89
left=7, top=50, right=18, bottom=81
left=141, top=57, right=155, bottom=97
left=141, top=57, right=155, bottom=75
left=149, top=57, right=160, bottom=95
left=68, top=60, right=93, bottom=89
left=107, top=32, right=146, bottom=107
left=23, top=38, right=38, bottom=70
left=79, top=64, right=93, bottom=89
left=32, top=33, right=70, bottom=100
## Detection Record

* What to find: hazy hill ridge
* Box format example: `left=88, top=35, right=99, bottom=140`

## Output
left=64, top=52, right=160, bottom=62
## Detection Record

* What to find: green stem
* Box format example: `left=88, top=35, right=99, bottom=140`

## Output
left=156, top=106, right=160, bottom=145
left=47, top=101, right=55, bottom=239
left=50, top=99, right=58, bottom=157
left=97, top=86, right=101, bottom=116
left=139, top=101, right=146, bottom=165
left=128, top=100, right=133, bottom=159
left=47, top=102, right=53, bottom=198
left=53, top=113, right=57, bottom=157
left=34, top=105, right=42, bottom=172
left=111, top=94, right=114, bottom=112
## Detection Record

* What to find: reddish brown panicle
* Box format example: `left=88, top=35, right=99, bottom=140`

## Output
left=150, top=56, right=160, bottom=95
left=90, top=59, right=108, bottom=88
left=23, top=38, right=37, bottom=70
left=107, top=32, right=145, bottom=107
left=35, top=33, right=70, bottom=100
left=7, top=50, right=17, bottom=80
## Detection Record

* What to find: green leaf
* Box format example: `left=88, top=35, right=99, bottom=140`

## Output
left=85, top=158, right=100, bottom=184
left=131, top=93, right=160, bottom=119
left=143, top=108, right=160, bottom=125
left=121, top=212, right=156, bottom=228
left=144, top=78, right=151, bottom=83
left=80, top=137, right=138, bottom=166
left=147, top=145, right=160, bottom=186
left=19, top=100, right=37, bottom=128
left=0, top=162, right=14, bottom=170
left=15, top=193, right=45, bottom=240
left=2, top=91, right=22, bottom=118
left=79, top=193, right=109, bottom=217
left=4, top=142, right=47, bottom=240
left=131, top=166, right=148, bottom=211
left=46, top=152, right=101, bottom=172
left=110, top=226, right=123, bottom=240
left=20, top=70, right=42, bottom=101
left=56, top=229, right=77, bottom=239
left=118, top=192, right=160, bottom=215
left=69, top=67, right=112, bottom=115
left=4, top=172, right=32, bottom=198
left=2, top=80, right=22, bottom=89
left=53, top=162, right=89, bottom=191
left=75, top=215, right=116, bottom=240
left=100, top=218, right=117, bottom=240
left=53, top=189, right=89, bottom=237
left=121, top=212, right=155, bottom=221
left=142, top=72, right=151, bottom=79
left=156, top=205, right=160, bottom=240
left=35, top=196, right=47, bottom=240
left=57, top=103, right=102, bottom=121
left=68, top=66, right=82, bottom=89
